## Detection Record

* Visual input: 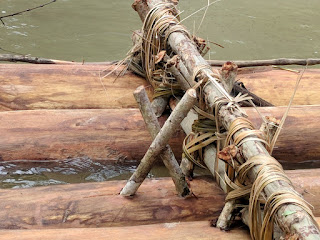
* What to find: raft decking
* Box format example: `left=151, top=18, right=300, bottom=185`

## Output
left=0, top=63, right=319, bottom=239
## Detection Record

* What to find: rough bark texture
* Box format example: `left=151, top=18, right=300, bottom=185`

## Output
left=0, top=221, right=253, bottom=240
left=0, top=106, right=319, bottom=164
left=0, top=169, right=318, bottom=230
left=133, top=86, right=190, bottom=196
left=120, top=89, right=197, bottom=196
left=0, top=64, right=319, bottom=111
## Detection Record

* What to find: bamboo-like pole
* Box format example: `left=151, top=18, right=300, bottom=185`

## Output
left=132, top=0, right=320, bottom=238
left=120, top=88, right=197, bottom=196
left=133, top=86, right=190, bottom=196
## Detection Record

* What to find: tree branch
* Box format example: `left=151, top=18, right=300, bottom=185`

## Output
left=0, top=0, right=56, bottom=25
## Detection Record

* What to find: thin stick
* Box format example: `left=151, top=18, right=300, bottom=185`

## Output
left=269, top=64, right=308, bottom=154
left=120, top=88, right=197, bottom=196
left=0, top=0, right=56, bottom=25
left=132, top=86, right=190, bottom=196
left=208, top=58, right=320, bottom=67
left=0, top=54, right=75, bottom=64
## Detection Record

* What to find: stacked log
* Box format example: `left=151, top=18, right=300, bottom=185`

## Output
left=0, top=106, right=319, bottom=167
left=0, top=64, right=319, bottom=111
left=0, top=169, right=319, bottom=230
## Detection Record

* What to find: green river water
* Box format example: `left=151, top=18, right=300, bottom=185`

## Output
left=0, top=0, right=319, bottom=188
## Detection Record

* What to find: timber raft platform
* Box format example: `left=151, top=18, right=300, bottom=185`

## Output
left=0, top=62, right=319, bottom=239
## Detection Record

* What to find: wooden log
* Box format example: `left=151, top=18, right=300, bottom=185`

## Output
left=0, top=221, right=251, bottom=240
left=237, top=68, right=320, bottom=106
left=0, top=106, right=319, bottom=165
left=0, top=169, right=318, bottom=230
left=4, top=219, right=320, bottom=240
left=0, top=64, right=319, bottom=111
left=0, top=64, right=152, bottom=110
left=0, top=176, right=225, bottom=229
left=0, top=109, right=185, bottom=162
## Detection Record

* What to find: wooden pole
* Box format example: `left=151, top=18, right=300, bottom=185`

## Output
left=120, top=88, right=197, bottom=196
left=132, top=1, right=320, bottom=238
left=133, top=86, right=190, bottom=196
left=207, top=58, right=320, bottom=68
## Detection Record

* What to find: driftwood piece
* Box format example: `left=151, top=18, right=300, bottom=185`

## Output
left=208, top=58, right=320, bottom=68
left=133, top=1, right=320, bottom=238
left=0, top=169, right=319, bottom=230
left=133, top=86, right=190, bottom=196
left=120, top=89, right=197, bottom=196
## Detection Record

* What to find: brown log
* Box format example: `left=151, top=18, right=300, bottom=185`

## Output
left=0, top=176, right=225, bottom=229
left=0, top=64, right=152, bottom=110
left=4, top=219, right=320, bottom=240
left=237, top=68, right=320, bottom=106
left=0, top=64, right=319, bottom=111
left=0, top=168, right=318, bottom=230
left=0, top=106, right=319, bottom=165
left=0, top=221, right=251, bottom=240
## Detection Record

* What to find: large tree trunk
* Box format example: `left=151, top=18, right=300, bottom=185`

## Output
left=0, top=64, right=319, bottom=111
left=0, top=169, right=319, bottom=230
left=0, top=106, right=319, bottom=165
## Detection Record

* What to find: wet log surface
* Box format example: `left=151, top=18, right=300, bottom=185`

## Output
left=0, top=106, right=319, bottom=165
left=0, top=168, right=319, bottom=230
left=0, top=64, right=319, bottom=111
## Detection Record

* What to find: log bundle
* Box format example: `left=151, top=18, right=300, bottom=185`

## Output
left=0, top=106, right=319, bottom=166
left=0, top=168, right=319, bottom=230
left=0, top=64, right=319, bottom=111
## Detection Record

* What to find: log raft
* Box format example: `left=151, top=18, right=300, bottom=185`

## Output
left=0, top=106, right=319, bottom=165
